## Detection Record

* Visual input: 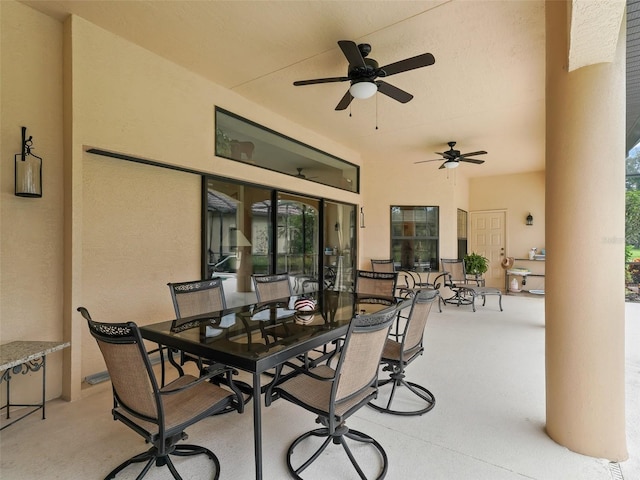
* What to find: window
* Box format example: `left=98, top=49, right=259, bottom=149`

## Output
left=215, top=107, right=359, bottom=192
left=390, top=206, right=439, bottom=271
left=457, top=209, right=468, bottom=260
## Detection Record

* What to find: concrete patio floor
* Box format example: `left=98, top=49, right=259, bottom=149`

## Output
left=1, top=295, right=638, bottom=479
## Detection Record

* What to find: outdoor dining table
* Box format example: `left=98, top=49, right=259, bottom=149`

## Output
left=140, top=289, right=406, bottom=480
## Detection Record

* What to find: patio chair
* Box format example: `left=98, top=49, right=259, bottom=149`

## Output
left=272, top=307, right=398, bottom=479
left=78, top=307, right=243, bottom=480
left=252, top=273, right=293, bottom=302
left=371, top=259, right=395, bottom=272
left=368, top=289, right=437, bottom=416
left=397, top=269, right=442, bottom=312
left=167, top=278, right=227, bottom=370
left=168, top=278, right=251, bottom=405
left=439, top=258, right=475, bottom=307
left=354, top=270, right=398, bottom=298
left=438, top=259, right=503, bottom=312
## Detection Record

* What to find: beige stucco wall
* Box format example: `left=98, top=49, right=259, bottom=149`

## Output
left=362, top=161, right=469, bottom=269
left=0, top=1, right=65, bottom=402
left=470, top=171, right=545, bottom=259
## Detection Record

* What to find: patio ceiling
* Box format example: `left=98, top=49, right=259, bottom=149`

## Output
left=19, top=1, right=632, bottom=176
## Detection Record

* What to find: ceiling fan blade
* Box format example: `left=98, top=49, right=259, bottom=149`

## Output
left=338, top=40, right=366, bottom=67
left=335, top=90, right=354, bottom=110
left=459, top=150, right=488, bottom=157
left=435, top=151, right=454, bottom=159
left=376, top=80, right=413, bottom=103
left=294, top=76, right=350, bottom=86
left=379, top=52, right=435, bottom=77
left=460, top=158, right=485, bottom=164
left=438, top=162, right=448, bottom=169
left=414, top=159, right=444, bottom=164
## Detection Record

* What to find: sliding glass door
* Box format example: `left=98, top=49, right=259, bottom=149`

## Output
left=323, top=201, right=356, bottom=291
left=205, top=177, right=356, bottom=303
left=276, top=193, right=320, bottom=286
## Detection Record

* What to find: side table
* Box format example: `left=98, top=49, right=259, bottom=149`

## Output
left=0, top=340, right=70, bottom=430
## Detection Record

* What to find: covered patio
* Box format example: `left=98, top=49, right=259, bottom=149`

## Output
left=0, top=0, right=634, bottom=476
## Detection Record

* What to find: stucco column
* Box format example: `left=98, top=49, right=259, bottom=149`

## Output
left=545, top=2, right=627, bottom=460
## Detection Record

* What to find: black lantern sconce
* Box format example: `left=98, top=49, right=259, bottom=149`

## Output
left=360, top=207, right=365, bottom=228
left=14, top=126, right=42, bottom=198
left=526, top=213, right=533, bottom=226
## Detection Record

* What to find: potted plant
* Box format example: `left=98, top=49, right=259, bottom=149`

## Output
left=464, top=252, right=489, bottom=276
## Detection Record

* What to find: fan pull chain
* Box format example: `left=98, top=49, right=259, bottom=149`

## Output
left=375, top=94, right=379, bottom=130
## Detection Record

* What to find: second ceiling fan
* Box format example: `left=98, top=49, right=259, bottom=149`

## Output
left=293, top=40, right=435, bottom=111
left=415, top=141, right=487, bottom=169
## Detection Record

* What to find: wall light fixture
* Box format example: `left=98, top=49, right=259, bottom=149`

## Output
left=14, top=126, right=42, bottom=198
left=526, top=213, right=533, bottom=226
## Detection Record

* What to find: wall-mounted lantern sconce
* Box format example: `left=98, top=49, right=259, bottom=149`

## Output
left=14, top=126, right=42, bottom=198
left=360, top=207, right=365, bottom=228
left=526, top=213, right=533, bottom=226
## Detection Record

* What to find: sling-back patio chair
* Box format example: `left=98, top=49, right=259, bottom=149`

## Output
left=252, top=273, right=294, bottom=302
left=354, top=270, right=398, bottom=298
left=272, top=307, right=398, bottom=479
left=167, top=278, right=251, bottom=405
left=370, top=259, right=395, bottom=272
left=78, top=306, right=243, bottom=480
left=368, top=289, right=437, bottom=416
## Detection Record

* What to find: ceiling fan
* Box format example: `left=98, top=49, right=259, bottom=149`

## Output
left=293, top=40, right=435, bottom=111
left=415, top=141, right=487, bottom=169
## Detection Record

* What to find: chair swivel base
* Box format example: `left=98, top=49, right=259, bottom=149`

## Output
left=368, top=376, right=435, bottom=416
left=105, top=443, right=221, bottom=480
left=286, top=423, right=388, bottom=480
left=442, top=289, right=474, bottom=307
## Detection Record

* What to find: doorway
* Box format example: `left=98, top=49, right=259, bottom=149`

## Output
left=469, top=210, right=506, bottom=289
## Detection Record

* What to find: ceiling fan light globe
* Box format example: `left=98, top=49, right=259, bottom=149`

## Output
left=443, top=160, right=459, bottom=169
left=349, top=81, right=377, bottom=99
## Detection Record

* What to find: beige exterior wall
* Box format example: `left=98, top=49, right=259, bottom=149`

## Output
left=470, top=171, right=546, bottom=259
left=1, top=1, right=65, bottom=402
left=362, top=160, right=469, bottom=269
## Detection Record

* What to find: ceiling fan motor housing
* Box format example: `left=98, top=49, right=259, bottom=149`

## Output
left=349, top=58, right=379, bottom=80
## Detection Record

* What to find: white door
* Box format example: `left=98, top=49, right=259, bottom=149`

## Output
left=470, top=210, right=506, bottom=289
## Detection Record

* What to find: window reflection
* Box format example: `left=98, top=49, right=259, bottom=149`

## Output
left=215, top=107, right=359, bottom=193
left=205, top=178, right=357, bottom=305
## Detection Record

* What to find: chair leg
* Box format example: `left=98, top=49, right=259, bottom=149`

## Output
left=369, top=369, right=436, bottom=416
left=286, top=424, right=388, bottom=480
left=105, top=447, right=156, bottom=479
left=104, top=443, right=221, bottom=480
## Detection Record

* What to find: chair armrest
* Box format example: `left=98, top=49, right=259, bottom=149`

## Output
left=433, top=272, right=448, bottom=289
left=283, top=363, right=337, bottom=382
left=160, top=363, right=234, bottom=395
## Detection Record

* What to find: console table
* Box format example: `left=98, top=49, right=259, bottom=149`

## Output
left=505, top=258, right=545, bottom=294
left=0, top=340, right=70, bottom=430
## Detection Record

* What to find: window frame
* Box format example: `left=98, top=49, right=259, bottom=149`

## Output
left=390, top=205, right=439, bottom=272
